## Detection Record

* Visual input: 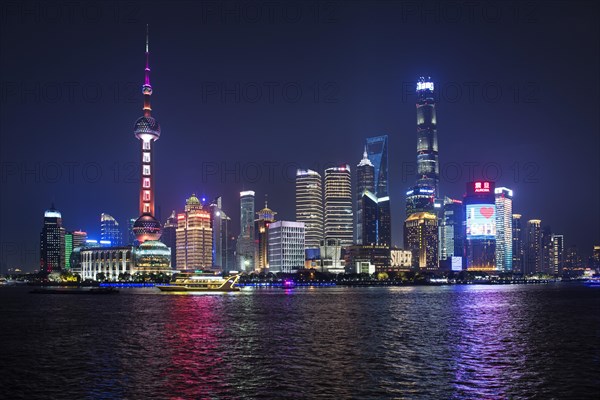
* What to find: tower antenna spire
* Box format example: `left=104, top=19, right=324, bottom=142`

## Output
left=142, top=24, right=152, bottom=116
left=145, top=24, right=149, bottom=54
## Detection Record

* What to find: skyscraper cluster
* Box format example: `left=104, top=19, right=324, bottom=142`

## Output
left=400, top=78, right=569, bottom=275
left=35, top=36, right=593, bottom=279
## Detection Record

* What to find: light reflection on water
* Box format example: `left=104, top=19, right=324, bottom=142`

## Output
left=0, top=284, right=598, bottom=399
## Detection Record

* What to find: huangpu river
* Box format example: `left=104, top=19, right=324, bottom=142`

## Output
left=1, top=283, right=599, bottom=399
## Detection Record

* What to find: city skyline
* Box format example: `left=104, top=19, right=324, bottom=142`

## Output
left=1, top=2, right=599, bottom=270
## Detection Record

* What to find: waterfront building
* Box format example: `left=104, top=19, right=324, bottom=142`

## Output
left=551, top=234, right=565, bottom=275
left=440, top=197, right=465, bottom=263
left=79, top=242, right=169, bottom=281
left=389, top=249, right=413, bottom=272
left=100, top=213, right=122, bottom=246
left=161, top=210, right=177, bottom=269
left=64, top=232, right=73, bottom=270
left=127, top=218, right=136, bottom=245
left=176, top=195, right=213, bottom=271
left=525, top=219, right=542, bottom=274
left=324, top=165, right=353, bottom=246
left=512, top=214, right=524, bottom=273
left=344, top=244, right=391, bottom=272
left=495, top=187, right=513, bottom=271
left=268, top=221, right=305, bottom=274
left=317, top=239, right=345, bottom=273
left=296, top=169, right=323, bottom=249
left=255, top=199, right=277, bottom=272
left=237, top=190, right=255, bottom=272
left=206, top=197, right=233, bottom=273
left=404, top=212, right=438, bottom=270
left=464, top=181, right=496, bottom=271
left=541, top=226, right=553, bottom=275
left=564, top=245, right=583, bottom=271
left=133, top=240, right=171, bottom=275
left=591, top=245, right=600, bottom=270
left=40, top=205, right=66, bottom=273
left=377, top=196, right=391, bottom=246
left=80, top=246, right=133, bottom=281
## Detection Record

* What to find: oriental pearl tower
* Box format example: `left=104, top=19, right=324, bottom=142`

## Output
left=132, top=26, right=162, bottom=243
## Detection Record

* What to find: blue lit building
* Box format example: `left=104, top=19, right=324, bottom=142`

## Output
left=101, top=213, right=122, bottom=247
left=366, top=135, right=389, bottom=197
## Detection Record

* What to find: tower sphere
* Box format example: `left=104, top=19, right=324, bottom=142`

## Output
left=134, top=116, right=161, bottom=140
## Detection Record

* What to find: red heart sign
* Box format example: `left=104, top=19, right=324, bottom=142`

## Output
left=480, top=207, right=494, bottom=219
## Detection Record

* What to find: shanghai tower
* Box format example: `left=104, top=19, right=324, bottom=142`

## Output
left=415, top=77, right=439, bottom=196
left=132, top=26, right=163, bottom=243
left=406, top=77, right=438, bottom=215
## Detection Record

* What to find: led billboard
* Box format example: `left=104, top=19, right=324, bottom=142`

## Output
left=466, top=204, right=496, bottom=239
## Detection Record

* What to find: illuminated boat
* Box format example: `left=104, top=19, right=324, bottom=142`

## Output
left=156, top=272, right=241, bottom=292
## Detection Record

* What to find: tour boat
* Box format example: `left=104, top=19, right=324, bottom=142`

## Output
left=156, top=272, right=241, bottom=292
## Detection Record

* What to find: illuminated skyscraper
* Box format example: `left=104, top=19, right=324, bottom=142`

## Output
left=541, top=226, right=554, bottom=274
left=176, top=194, right=213, bottom=271
left=494, top=187, right=513, bottom=271
left=127, top=218, right=136, bottom=245
left=564, top=245, right=583, bottom=271
left=356, top=147, right=391, bottom=246
left=40, top=205, right=66, bottom=273
left=72, top=230, right=87, bottom=249
left=254, top=199, right=277, bottom=272
left=377, top=198, right=391, bottom=246
left=415, top=77, right=439, bottom=196
left=132, top=26, right=162, bottom=244
left=237, top=191, right=255, bottom=272
left=525, top=219, right=542, bottom=274
left=356, top=149, right=375, bottom=245
left=591, top=245, right=600, bottom=270
left=207, top=197, right=232, bottom=272
left=406, top=186, right=436, bottom=215
left=64, top=232, right=73, bottom=270
left=366, top=135, right=389, bottom=197
left=464, top=181, right=496, bottom=271
left=440, top=197, right=465, bottom=262
left=404, top=212, right=438, bottom=270
left=296, top=169, right=323, bottom=249
left=512, top=214, right=524, bottom=273
left=551, top=234, right=564, bottom=275
left=100, top=213, right=122, bottom=246
left=162, top=210, right=177, bottom=269
left=268, top=221, right=305, bottom=273
left=324, top=165, right=353, bottom=246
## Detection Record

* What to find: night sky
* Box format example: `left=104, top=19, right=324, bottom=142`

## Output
left=1, top=1, right=598, bottom=271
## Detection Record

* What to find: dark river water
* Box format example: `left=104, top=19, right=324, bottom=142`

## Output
left=1, top=283, right=599, bottom=399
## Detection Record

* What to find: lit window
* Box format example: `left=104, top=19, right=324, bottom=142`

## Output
left=143, top=141, right=151, bottom=150
left=143, top=152, right=151, bottom=163
left=143, top=203, right=150, bottom=213
left=143, top=191, right=151, bottom=201
left=143, top=165, right=151, bottom=176
left=143, top=178, right=151, bottom=188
